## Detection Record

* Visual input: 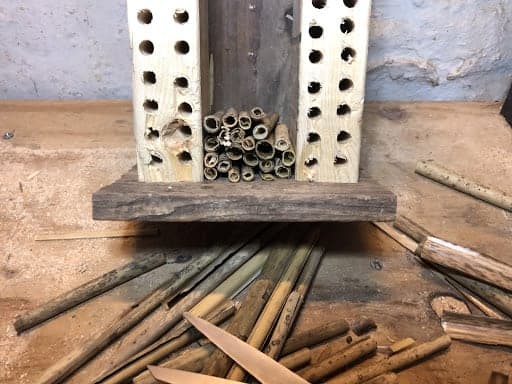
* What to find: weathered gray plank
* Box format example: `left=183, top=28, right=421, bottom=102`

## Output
left=92, top=170, right=396, bottom=222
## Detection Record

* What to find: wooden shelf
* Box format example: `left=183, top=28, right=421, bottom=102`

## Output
left=92, top=169, right=396, bottom=222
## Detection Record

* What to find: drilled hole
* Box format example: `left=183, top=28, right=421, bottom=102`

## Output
left=312, top=0, right=327, bottom=9
left=308, top=82, right=321, bottom=94
left=179, top=124, right=192, bottom=137
left=174, top=9, right=189, bottom=23
left=177, top=151, right=192, bottom=163
left=343, top=0, right=357, bottom=7
left=138, top=9, right=153, bottom=24
left=178, top=102, right=193, bottom=115
left=139, top=40, right=154, bottom=55
left=334, top=155, right=348, bottom=165
left=341, top=47, right=356, bottom=62
left=309, top=25, right=323, bottom=38
left=143, top=99, right=158, bottom=112
left=309, top=50, right=323, bottom=63
left=340, top=18, right=354, bottom=34
left=151, top=153, right=163, bottom=164
left=307, top=132, right=321, bottom=143
left=174, top=77, right=189, bottom=88
left=143, top=71, right=156, bottom=84
left=145, top=127, right=159, bottom=140
left=337, top=104, right=351, bottom=115
left=339, top=78, right=353, bottom=91
left=337, top=131, right=352, bottom=142
left=175, top=41, right=190, bottom=54
left=308, top=107, right=321, bottom=118
left=305, top=158, right=318, bottom=167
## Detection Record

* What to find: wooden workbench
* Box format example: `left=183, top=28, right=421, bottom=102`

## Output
left=0, top=101, right=510, bottom=383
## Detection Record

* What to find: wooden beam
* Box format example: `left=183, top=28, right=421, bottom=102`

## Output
left=127, top=0, right=208, bottom=182
left=92, top=169, right=397, bottom=222
left=296, top=0, right=372, bottom=182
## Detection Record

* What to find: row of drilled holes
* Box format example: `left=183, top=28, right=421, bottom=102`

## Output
left=138, top=8, right=194, bottom=166
left=305, top=154, right=348, bottom=168
left=313, top=0, right=357, bottom=8
left=310, top=18, right=354, bottom=39
left=309, top=46, right=355, bottom=64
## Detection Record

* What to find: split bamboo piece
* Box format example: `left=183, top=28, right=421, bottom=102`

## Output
left=36, top=238, right=245, bottom=384
left=441, top=312, right=512, bottom=347
left=201, top=231, right=302, bottom=378
left=94, top=226, right=279, bottom=381
left=298, top=338, right=377, bottom=383
left=99, top=301, right=236, bottom=384
left=326, top=335, right=451, bottom=384
left=419, top=236, right=512, bottom=292
left=266, top=246, right=325, bottom=359
left=388, top=338, right=415, bottom=354
left=415, top=161, right=512, bottom=212
left=14, top=252, right=166, bottom=334
left=227, top=230, right=320, bottom=381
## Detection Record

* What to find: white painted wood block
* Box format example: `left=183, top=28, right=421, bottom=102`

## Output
left=296, top=0, right=372, bottom=183
left=127, top=0, right=208, bottom=182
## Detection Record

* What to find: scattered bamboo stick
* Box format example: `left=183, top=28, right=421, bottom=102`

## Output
left=227, top=230, right=320, bottom=381
left=388, top=338, right=415, bottom=354
left=275, top=123, right=292, bottom=151
left=279, top=348, right=312, bottom=371
left=441, top=312, right=512, bottom=347
left=282, top=318, right=351, bottom=356
left=34, top=227, right=159, bottom=242
left=36, top=239, right=247, bottom=384
left=14, top=252, right=166, bottom=334
left=94, top=226, right=279, bottom=382
left=415, top=161, right=512, bottom=212
left=365, top=373, right=398, bottom=384
left=419, top=236, right=512, bottom=292
left=201, top=231, right=302, bottom=378
left=326, top=335, right=451, bottom=384
left=99, top=301, right=236, bottom=384
left=298, top=338, right=377, bottom=383
left=266, top=246, right=325, bottom=359
left=312, top=335, right=370, bottom=364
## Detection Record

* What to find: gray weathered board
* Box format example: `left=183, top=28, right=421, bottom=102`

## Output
left=92, top=169, right=396, bottom=222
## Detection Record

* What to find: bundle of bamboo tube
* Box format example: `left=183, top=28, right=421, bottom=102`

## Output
left=203, top=107, right=296, bottom=182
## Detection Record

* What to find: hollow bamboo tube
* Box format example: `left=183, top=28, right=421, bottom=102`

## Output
left=230, top=128, right=245, bottom=144
left=227, top=230, right=320, bottom=381
left=260, top=172, right=275, bottom=181
left=298, top=338, right=378, bottom=383
left=204, top=136, right=220, bottom=152
left=241, top=166, right=255, bottom=182
left=204, top=152, right=219, bottom=168
left=266, top=246, right=325, bottom=359
left=254, top=113, right=279, bottom=140
left=282, top=149, right=296, bottom=167
left=217, top=153, right=232, bottom=174
left=255, top=135, right=276, bottom=160
left=415, top=161, right=512, bottom=212
left=239, top=111, right=253, bottom=131
left=282, top=318, right=351, bottom=356
left=275, top=159, right=292, bottom=179
left=222, top=108, right=239, bottom=129
left=204, top=167, right=218, bottom=181
left=250, top=107, right=266, bottom=123
left=13, top=254, right=167, bottom=334
left=228, top=166, right=241, bottom=183
left=275, top=123, right=292, bottom=151
left=243, top=152, right=259, bottom=167
left=201, top=231, right=302, bottom=378
left=204, top=111, right=224, bottom=134
left=242, top=136, right=256, bottom=152
left=326, top=335, right=451, bottom=384
left=36, top=240, right=240, bottom=384
left=99, top=301, right=236, bottom=384
left=259, top=159, right=275, bottom=174
left=226, top=144, right=244, bottom=161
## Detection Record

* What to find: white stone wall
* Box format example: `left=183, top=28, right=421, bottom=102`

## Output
left=0, top=0, right=510, bottom=101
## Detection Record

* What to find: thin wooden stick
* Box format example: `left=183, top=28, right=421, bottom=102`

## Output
left=200, top=231, right=302, bottom=378
left=419, top=236, right=512, bottom=292
left=441, top=312, right=512, bottom=347
left=100, top=301, right=236, bottom=384
left=94, top=226, right=280, bottom=382
left=227, top=230, right=320, bottom=381
left=279, top=348, right=312, bottom=371
left=388, top=338, right=415, bottom=354
left=14, top=253, right=166, bottom=334
left=266, top=246, right=325, bottom=359
left=34, top=227, right=159, bottom=242
left=372, top=222, right=419, bottom=254
left=393, top=216, right=431, bottom=243
left=298, top=338, right=377, bottom=383
left=36, top=238, right=249, bottom=384
left=326, top=335, right=451, bottom=384
left=415, top=161, right=512, bottom=212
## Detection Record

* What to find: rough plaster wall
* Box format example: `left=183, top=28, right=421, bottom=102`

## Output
left=0, top=1, right=510, bottom=101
